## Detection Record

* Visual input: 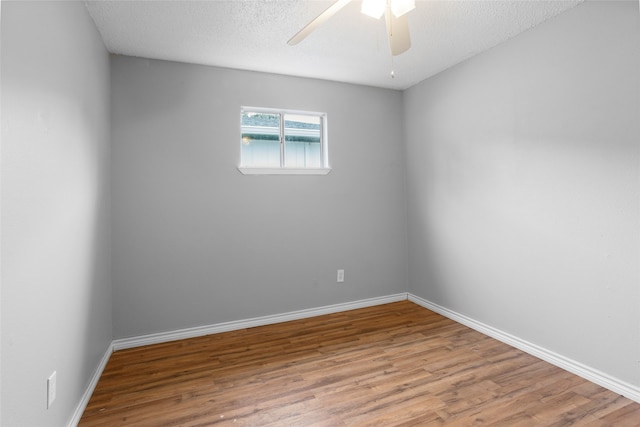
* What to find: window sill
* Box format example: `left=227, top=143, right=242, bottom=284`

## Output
left=238, top=167, right=332, bottom=176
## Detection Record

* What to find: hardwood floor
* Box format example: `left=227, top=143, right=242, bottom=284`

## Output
left=80, top=301, right=640, bottom=426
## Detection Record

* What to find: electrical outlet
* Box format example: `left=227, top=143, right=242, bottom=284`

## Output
left=337, top=269, right=344, bottom=283
left=47, top=371, right=57, bottom=409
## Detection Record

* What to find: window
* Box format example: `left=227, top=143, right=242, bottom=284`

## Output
left=238, top=107, right=330, bottom=175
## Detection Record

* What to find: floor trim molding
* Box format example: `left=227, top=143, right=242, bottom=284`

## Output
left=408, top=293, right=640, bottom=404
left=68, top=343, right=113, bottom=427
left=112, top=293, right=409, bottom=351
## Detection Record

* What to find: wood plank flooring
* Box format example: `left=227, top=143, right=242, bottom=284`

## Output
left=79, top=301, right=640, bottom=426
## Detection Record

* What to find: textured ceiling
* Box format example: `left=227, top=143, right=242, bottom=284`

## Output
left=85, top=0, right=584, bottom=90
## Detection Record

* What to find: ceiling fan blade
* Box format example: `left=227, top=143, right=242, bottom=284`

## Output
left=385, top=6, right=411, bottom=56
left=288, top=0, right=352, bottom=46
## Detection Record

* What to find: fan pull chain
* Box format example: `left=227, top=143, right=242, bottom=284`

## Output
left=388, top=0, right=395, bottom=78
left=391, top=56, right=395, bottom=79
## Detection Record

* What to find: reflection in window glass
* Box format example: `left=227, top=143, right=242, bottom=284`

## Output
left=284, top=114, right=321, bottom=168
left=240, top=108, right=327, bottom=170
left=241, top=112, right=281, bottom=168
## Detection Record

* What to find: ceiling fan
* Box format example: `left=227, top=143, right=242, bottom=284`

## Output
left=288, top=0, right=415, bottom=56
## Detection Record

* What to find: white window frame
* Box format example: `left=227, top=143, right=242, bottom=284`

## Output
left=238, top=106, right=331, bottom=175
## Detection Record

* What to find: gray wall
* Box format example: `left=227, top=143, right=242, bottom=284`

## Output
left=1, top=2, right=112, bottom=426
left=111, top=56, right=407, bottom=338
left=404, top=0, right=640, bottom=387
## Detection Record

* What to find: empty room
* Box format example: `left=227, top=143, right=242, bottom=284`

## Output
left=1, top=0, right=639, bottom=426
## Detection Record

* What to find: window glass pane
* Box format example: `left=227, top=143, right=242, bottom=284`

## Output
left=241, top=112, right=281, bottom=167
left=284, top=114, right=321, bottom=168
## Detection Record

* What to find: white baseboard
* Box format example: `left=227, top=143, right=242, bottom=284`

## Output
left=113, top=293, right=409, bottom=351
left=68, top=343, right=113, bottom=427
left=408, top=293, right=640, bottom=404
